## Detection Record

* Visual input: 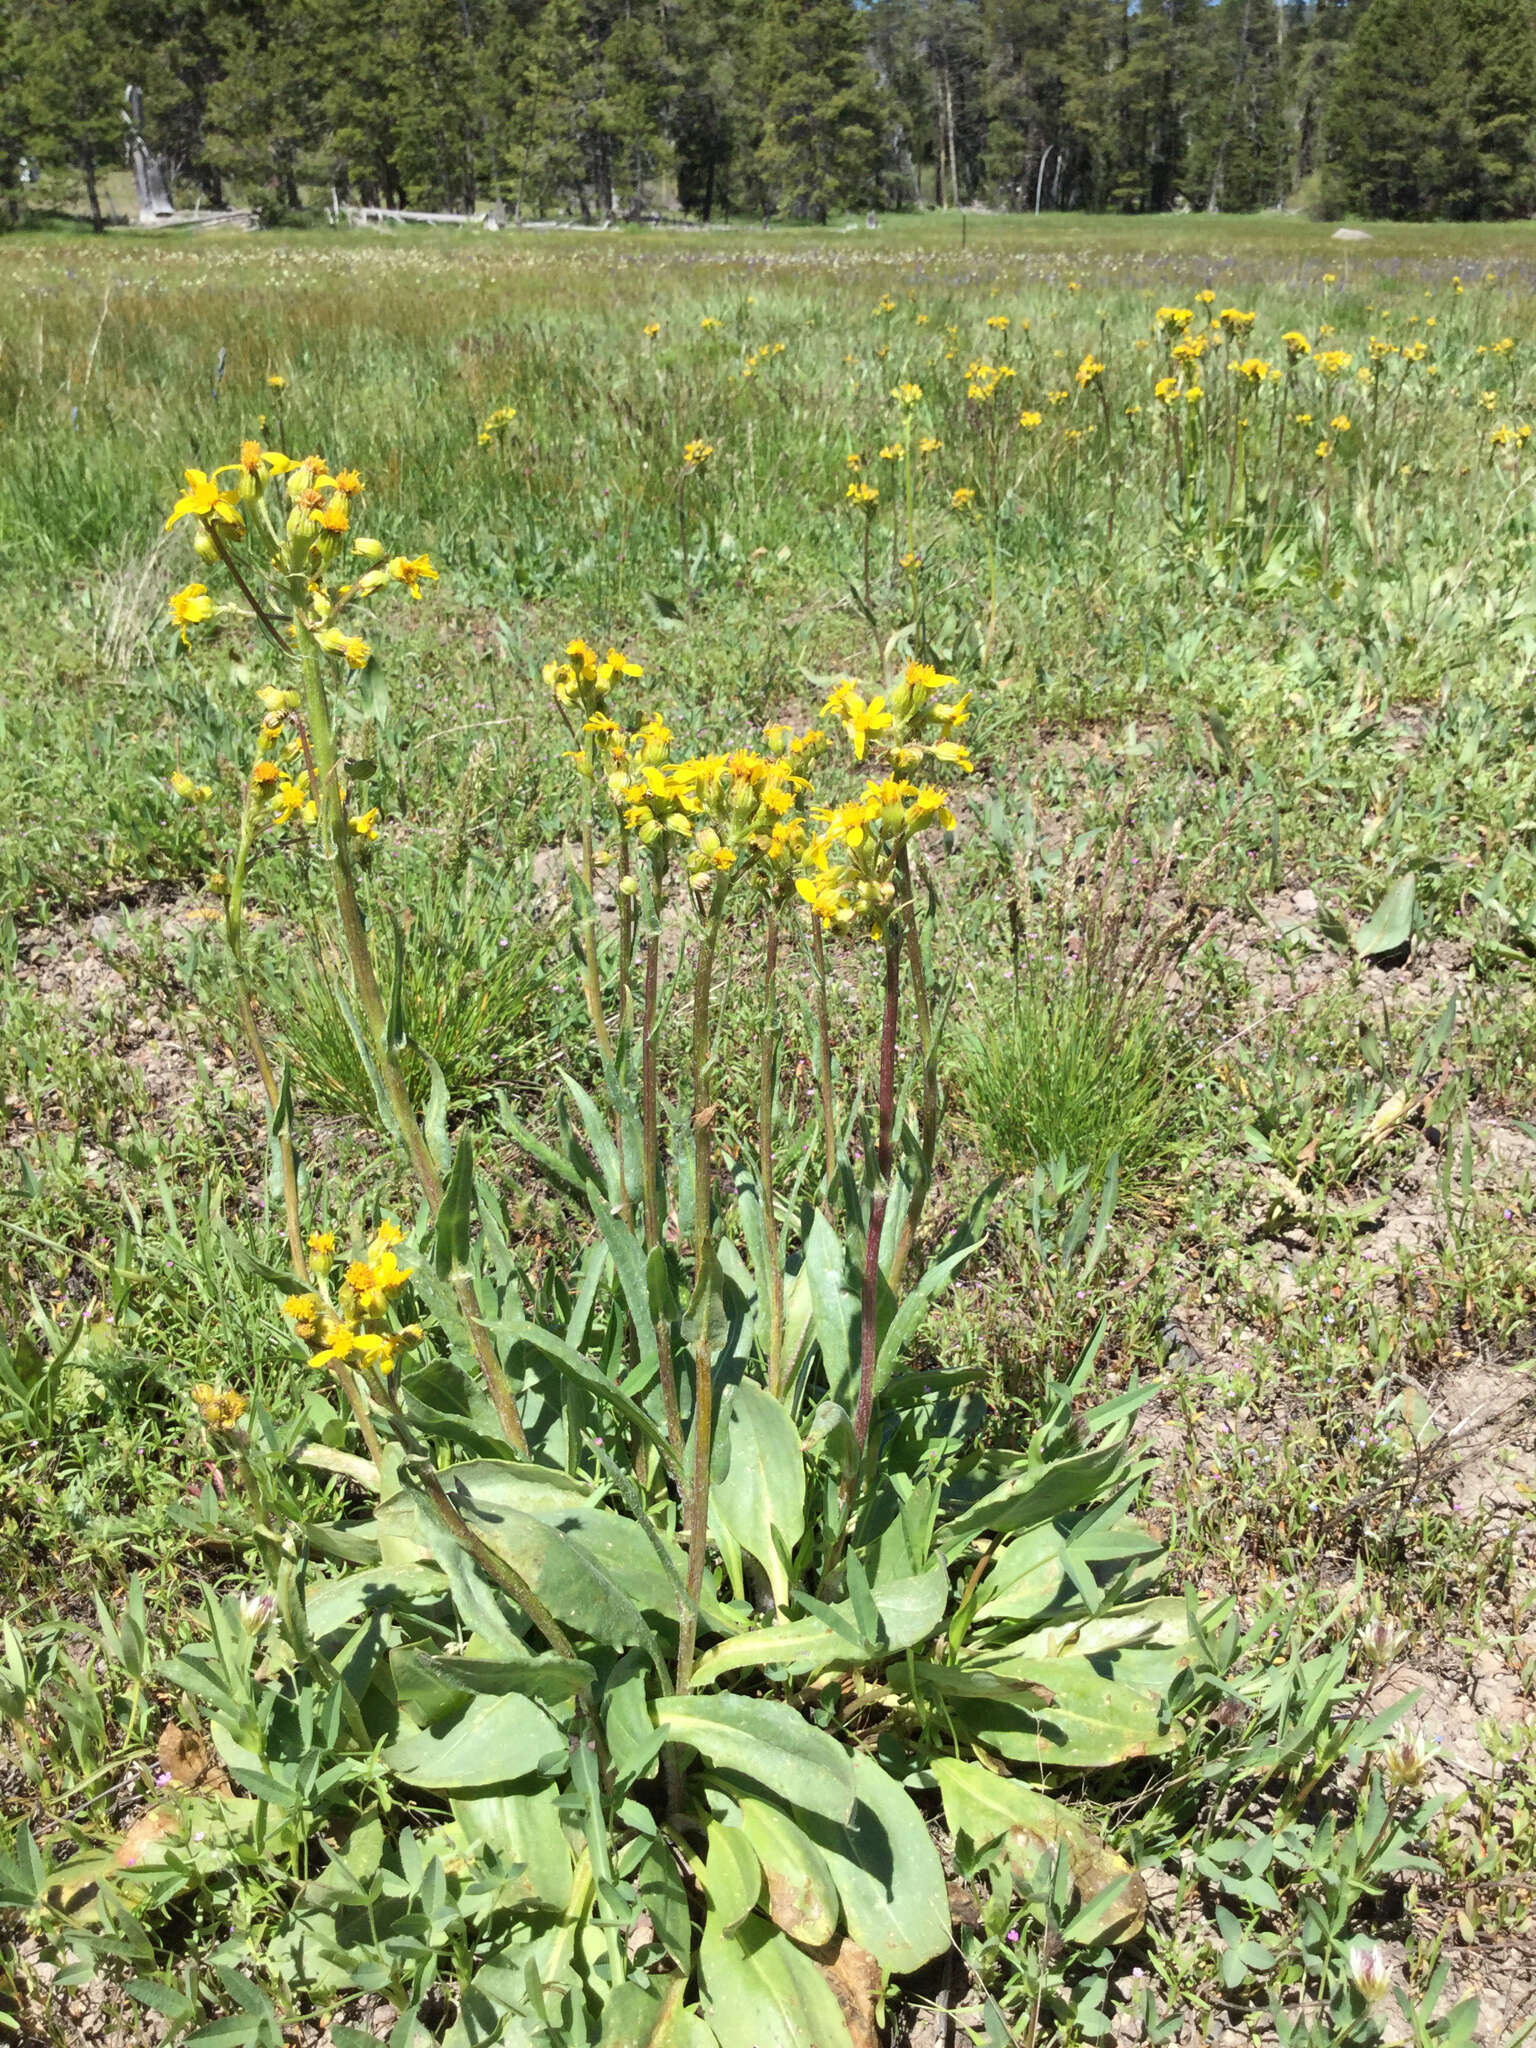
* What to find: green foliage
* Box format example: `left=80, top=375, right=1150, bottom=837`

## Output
left=5, top=0, right=1535, bottom=225
left=1326, top=0, right=1536, bottom=220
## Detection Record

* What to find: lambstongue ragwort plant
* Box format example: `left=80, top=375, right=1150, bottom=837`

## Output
left=29, top=450, right=1210, bottom=2046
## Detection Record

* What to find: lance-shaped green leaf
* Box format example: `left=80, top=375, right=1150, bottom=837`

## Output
left=709, top=1382, right=805, bottom=1614
left=449, top=1785, right=574, bottom=1910
left=698, top=1913, right=853, bottom=2048
left=932, top=1654, right=1180, bottom=1768
left=600, top=1979, right=718, bottom=2048
left=382, top=1689, right=561, bottom=1789
left=655, top=1696, right=855, bottom=1824
left=702, top=1821, right=761, bottom=1935
left=932, top=1757, right=1147, bottom=1942
left=433, top=1132, right=476, bottom=1280
left=1355, top=872, right=1415, bottom=958
left=798, top=1753, right=950, bottom=1972
left=736, top=1798, right=839, bottom=1946
left=588, top=1201, right=661, bottom=1396
left=492, top=1315, right=670, bottom=1460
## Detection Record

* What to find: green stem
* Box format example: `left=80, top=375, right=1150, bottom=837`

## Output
left=810, top=920, right=839, bottom=1202
left=889, top=842, right=936, bottom=1293
left=642, top=929, right=684, bottom=1468
left=759, top=912, right=786, bottom=1398
left=675, top=882, right=728, bottom=1694
left=225, top=788, right=306, bottom=1280
left=294, top=625, right=530, bottom=1457
left=853, top=927, right=901, bottom=1456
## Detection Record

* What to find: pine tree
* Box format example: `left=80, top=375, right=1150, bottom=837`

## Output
left=1326, top=0, right=1473, bottom=217
left=1459, top=0, right=1536, bottom=217
left=9, top=0, right=125, bottom=230
left=203, top=0, right=321, bottom=212
left=749, top=0, right=889, bottom=222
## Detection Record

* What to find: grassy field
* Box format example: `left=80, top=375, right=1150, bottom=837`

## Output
left=2, top=213, right=1535, bottom=2048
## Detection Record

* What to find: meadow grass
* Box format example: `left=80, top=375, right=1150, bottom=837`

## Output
left=2, top=215, right=1535, bottom=2046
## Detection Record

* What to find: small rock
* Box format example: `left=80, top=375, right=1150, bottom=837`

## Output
left=1332, top=226, right=1373, bottom=241
left=90, top=914, right=115, bottom=945
left=1292, top=887, right=1318, bottom=915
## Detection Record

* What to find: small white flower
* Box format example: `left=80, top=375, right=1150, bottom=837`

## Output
left=1348, top=1943, right=1391, bottom=2004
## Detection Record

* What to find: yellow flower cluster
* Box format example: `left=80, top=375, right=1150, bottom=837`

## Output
left=191, top=1384, right=248, bottom=1429
left=544, top=638, right=644, bottom=719
left=281, top=1219, right=420, bottom=1377
left=477, top=405, right=517, bottom=446
left=965, top=359, right=1016, bottom=403
left=742, top=343, right=786, bottom=379
left=163, top=446, right=435, bottom=682
left=797, top=777, right=956, bottom=938
left=548, top=647, right=970, bottom=936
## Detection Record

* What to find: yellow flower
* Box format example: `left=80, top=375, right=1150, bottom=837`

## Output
left=344, top=1249, right=410, bottom=1318
left=281, top=1293, right=322, bottom=1340
left=1018, top=410, right=1043, bottom=430
left=891, top=381, right=923, bottom=407
left=985, top=315, right=1009, bottom=332
left=1075, top=353, right=1105, bottom=388
left=169, top=582, right=214, bottom=641
left=1282, top=331, right=1311, bottom=361
left=878, top=443, right=905, bottom=462
left=350, top=807, right=380, bottom=841
left=1316, top=440, right=1332, bottom=459
left=387, top=553, right=438, bottom=600
left=951, top=486, right=975, bottom=509
left=165, top=468, right=240, bottom=532
left=1195, top=290, right=1215, bottom=307
left=823, top=679, right=894, bottom=762
left=700, top=316, right=721, bottom=331
left=169, top=768, right=212, bottom=803
left=267, top=375, right=287, bottom=391
left=1314, top=349, right=1353, bottom=379
left=1155, top=307, right=1193, bottom=333
left=643, top=321, right=660, bottom=338
left=1329, top=414, right=1351, bottom=433
left=306, top=1231, right=336, bottom=1275
left=846, top=480, right=879, bottom=508
left=683, top=438, right=715, bottom=468
left=1217, top=308, right=1256, bottom=334
left=1234, top=357, right=1272, bottom=384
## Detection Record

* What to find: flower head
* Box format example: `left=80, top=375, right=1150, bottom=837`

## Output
left=387, top=553, right=438, bottom=600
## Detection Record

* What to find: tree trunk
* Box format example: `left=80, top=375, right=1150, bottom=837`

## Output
left=81, top=153, right=105, bottom=233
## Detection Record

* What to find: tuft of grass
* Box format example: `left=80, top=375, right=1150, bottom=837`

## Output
left=957, top=814, right=1206, bottom=1205
left=269, top=885, right=563, bottom=1119
left=958, top=960, right=1185, bottom=1197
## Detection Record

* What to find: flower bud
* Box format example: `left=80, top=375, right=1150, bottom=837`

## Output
left=192, top=528, right=219, bottom=565
left=351, top=537, right=386, bottom=561
left=238, top=1592, right=276, bottom=1635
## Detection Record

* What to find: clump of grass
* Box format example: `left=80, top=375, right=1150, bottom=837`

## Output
left=271, top=876, right=561, bottom=1118
left=957, top=812, right=1207, bottom=1205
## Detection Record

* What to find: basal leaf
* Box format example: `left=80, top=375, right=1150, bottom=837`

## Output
left=382, top=1689, right=561, bottom=1789
left=655, top=1696, right=855, bottom=1824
